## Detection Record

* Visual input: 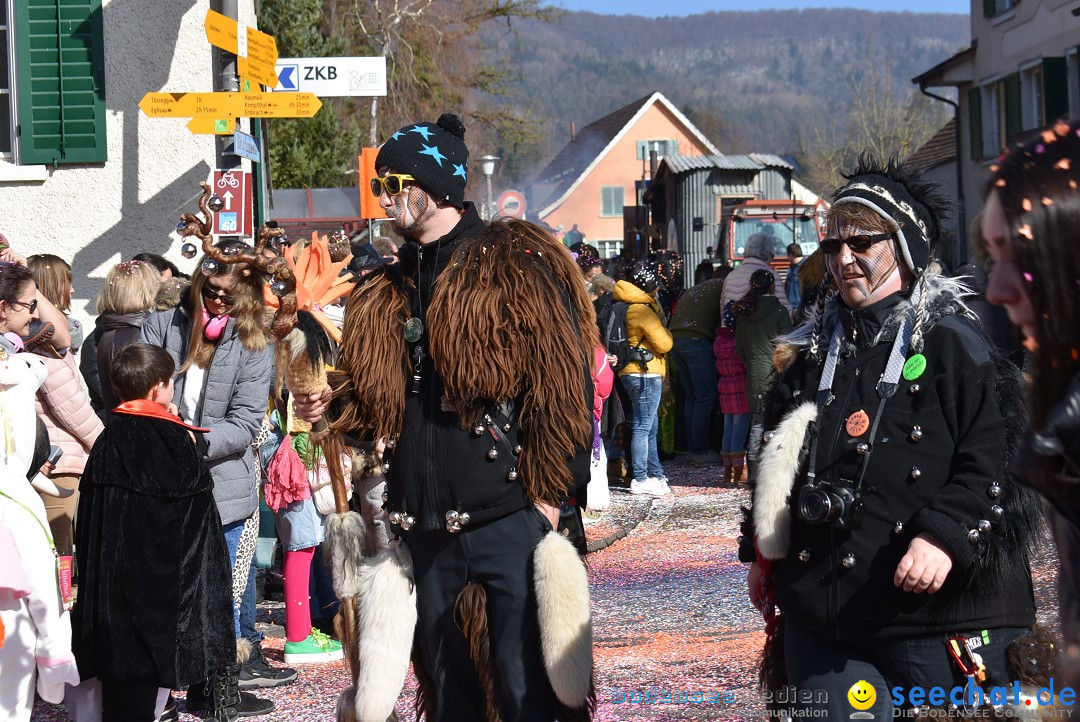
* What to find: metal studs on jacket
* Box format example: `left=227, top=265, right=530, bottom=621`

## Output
left=445, top=508, right=471, bottom=533
left=910, top=466, right=921, bottom=480
left=909, top=425, right=923, bottom=442
left=841, top=553, right=856, bottom=569
left=798, top=549, right=811, bottom=562
left=988, top=483, right=1002, bottom=499
left=967, top=529, right=980, bottom=543
left=894, top=521, right=904, bottom=535
left=389, top=510, right=415, bottom=530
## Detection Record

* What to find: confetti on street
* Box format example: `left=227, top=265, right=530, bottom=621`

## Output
left=32, top=457, right=1060, bottom=721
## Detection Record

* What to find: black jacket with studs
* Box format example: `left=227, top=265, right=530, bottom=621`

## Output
left=740, top=276, right=1039, bottom=642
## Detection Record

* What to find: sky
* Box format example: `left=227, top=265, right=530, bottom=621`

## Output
left=553, top=0, right=970, bottom=16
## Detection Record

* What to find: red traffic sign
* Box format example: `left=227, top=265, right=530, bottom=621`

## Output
left=496, top=189, right=526, bottom=219
left=211, top=170, right=253, bottom=237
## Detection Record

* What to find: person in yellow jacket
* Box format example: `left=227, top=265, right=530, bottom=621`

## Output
left=615, top=262, right=673, bottom=497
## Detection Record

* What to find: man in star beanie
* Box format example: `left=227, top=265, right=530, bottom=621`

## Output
left=295, top=114, right=597, bottom=721
left=375, top=113, right=470, bottom=210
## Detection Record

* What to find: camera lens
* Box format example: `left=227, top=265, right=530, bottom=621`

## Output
left=799, top=488, right=833, bottom=524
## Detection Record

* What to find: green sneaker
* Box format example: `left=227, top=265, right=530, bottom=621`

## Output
left=283, top=629, right=344, bottom=664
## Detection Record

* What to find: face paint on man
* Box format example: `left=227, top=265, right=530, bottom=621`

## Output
left=387, top=186, right=431, bottom=236
left=826, top=222, right=902, bottom=308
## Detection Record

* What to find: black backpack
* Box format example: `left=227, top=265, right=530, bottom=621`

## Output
left=599, top=300, right=653, bottom=372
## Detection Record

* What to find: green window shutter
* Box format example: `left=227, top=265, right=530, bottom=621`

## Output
left=968, top=86, right=982, bottom=160
left=1004, top=72, right=1021, bottom=139
left=1042, top=57, right=1068, bottom=124
left=14, top=0, right=106, bottom=165
left=601, top=186, right=624, bottom=217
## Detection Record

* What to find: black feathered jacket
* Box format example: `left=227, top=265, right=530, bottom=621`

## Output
left=739, top=274, right=1040, bottom=641
left=72, top=408, right=235, bottom=687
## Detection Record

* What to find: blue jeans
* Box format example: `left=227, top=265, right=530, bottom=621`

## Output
left=223, top=519, right=245, bottom=639
left=722, top=413, right=751, bottom=453
left=621, top=374, right=664, bottom=482
left=239, top=559, right=262, bottom=647
left=671, top=337, right=718, bottom=454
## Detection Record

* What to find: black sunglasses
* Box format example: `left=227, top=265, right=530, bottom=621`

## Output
left=820, top=233, right=894, bottom=255
left=9, top=298, right=38, bottom=313
left=201, top=284, right=236, bottom=305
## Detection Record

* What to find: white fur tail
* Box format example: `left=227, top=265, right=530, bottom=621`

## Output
left=534, top=531, right=593, bottom=708
left=351, top=542, right=417, bottom=722
left=754, top=401, right=817, bottom=560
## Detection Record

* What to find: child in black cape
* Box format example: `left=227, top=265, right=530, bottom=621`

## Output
left=71, top=343, right=235, bottom=721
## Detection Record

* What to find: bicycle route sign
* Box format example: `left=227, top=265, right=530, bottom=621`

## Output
left=211, top=169, right=253, bottom=238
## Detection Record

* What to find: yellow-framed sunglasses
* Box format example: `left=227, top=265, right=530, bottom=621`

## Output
left=369, top=174, right=416, bottom=197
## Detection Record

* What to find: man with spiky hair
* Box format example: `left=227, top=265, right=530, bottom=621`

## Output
left=739, top=154, right=1040, bottom=719
left=296, top=115, right=595, bottom=722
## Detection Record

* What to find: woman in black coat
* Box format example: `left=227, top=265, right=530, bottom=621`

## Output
left=741, top=156, right=1041, bottom=718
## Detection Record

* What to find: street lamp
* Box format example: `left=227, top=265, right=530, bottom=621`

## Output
left=479, top=154, right=499, bottom=220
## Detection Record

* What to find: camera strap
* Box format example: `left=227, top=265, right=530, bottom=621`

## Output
left=808, top=287, right=921, bottom=491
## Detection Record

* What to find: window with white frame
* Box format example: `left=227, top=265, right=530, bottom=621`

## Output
left=636, top=139, right=679, bottom=160
left=595, top=240, right=622, bottom=259
left=1022, top=64, right=1044, bottom=130
left=600, top=186, right=625, bottom=217
left=981, top=80, right=1004, bottom=159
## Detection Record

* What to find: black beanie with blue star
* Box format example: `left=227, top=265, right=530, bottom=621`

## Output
left=375, top=113, right=470, bottom=210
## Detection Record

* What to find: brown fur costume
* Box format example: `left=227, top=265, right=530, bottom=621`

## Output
left=426, top=219, right=597, bottom=506
left=327, top=271, right=412, bottom=444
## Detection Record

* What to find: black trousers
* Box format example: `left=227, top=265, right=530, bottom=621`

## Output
left=784, top=615, right=1028, bottom=718
left=406, top=506, right=556, bottom=722
left=101, top=680, right=161, bottom=721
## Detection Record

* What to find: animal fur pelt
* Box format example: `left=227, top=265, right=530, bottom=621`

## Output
left=324, top=510, right=367, bottom=599
left=328, top=270, right=412, bottom=444
left=780, top=271, right=976, bottom=356
left=534, top=531, right=594, bottom=711
left=754, top=401, right=817, bottom=560
left=426, top=219, right=596, bottom=506
left=454, top=583, right=502, bottom=722
left=346, top=541, right=417, bottom=722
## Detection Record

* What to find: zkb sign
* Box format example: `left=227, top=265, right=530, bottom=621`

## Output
left=273, top=57, right=387, bottom=97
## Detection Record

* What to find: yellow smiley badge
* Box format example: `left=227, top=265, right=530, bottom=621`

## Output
left=848, top=680, right=876, bottom=714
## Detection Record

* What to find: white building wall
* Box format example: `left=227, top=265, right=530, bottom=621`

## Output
left=0, top=0, right=256, bottom=331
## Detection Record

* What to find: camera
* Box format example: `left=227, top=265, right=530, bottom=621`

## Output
left=628, top=345, right=654, bottom=366
left=797, top=479, right=862, bottom=530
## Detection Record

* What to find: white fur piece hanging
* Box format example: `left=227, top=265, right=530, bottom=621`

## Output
left=534, top=530, right=593, bottom=707
left=754, top=401, right=817, bottom=560
left=341, top=541, right=417, bottom=722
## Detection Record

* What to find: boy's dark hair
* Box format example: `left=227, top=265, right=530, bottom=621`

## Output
left=110, top=343, right=175, bottom=402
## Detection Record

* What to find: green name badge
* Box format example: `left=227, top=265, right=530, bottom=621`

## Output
left=902, top=354, right=927, bottom=381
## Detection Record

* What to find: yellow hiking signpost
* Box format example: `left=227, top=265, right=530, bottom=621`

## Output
left=204, top=9, right=279, bottom=88
left=187, top=118, right=237, bottom=135
left=138, top=10, right=320, bottom=133
left=139, top=92, right=322, bottom=119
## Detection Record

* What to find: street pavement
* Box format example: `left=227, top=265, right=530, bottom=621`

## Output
left=32, top=456, right=1060, bottom=721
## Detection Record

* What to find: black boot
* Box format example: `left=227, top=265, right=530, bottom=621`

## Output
left=198, top=664, right=274, bottom=720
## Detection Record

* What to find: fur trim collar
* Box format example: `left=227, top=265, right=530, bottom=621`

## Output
left=780, top=272, right=975, bottom=354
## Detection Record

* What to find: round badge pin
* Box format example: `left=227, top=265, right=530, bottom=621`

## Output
left=846, top=409, right=870, bottom=437
left=902, top=354, right=927, bottom=381
left=404, top=317, right=424, bottom=343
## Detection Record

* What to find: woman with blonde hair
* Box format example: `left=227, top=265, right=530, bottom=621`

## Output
left=95, top=260, right=162, bottom=412
left=141, top=241, right=275, bottom=717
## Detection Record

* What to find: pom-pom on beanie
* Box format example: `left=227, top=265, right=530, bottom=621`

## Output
left=375, top=113, right=470, bottom=210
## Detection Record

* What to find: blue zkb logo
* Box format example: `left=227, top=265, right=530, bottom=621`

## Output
left=278, top=65, right=298, bottom=91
